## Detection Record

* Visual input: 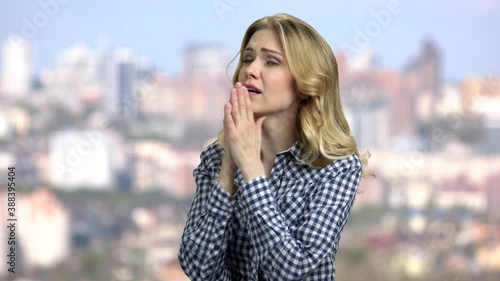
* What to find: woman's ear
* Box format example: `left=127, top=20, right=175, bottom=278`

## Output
left=294, top=83, right=310, bottom=101
left=297, top=92, right=310, bottom=101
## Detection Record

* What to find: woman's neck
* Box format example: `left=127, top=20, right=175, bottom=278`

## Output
left=260, top=115, right=297, bottom=163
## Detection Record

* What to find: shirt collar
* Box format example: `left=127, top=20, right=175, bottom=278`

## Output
left=276, top=140, right=303, bottom=161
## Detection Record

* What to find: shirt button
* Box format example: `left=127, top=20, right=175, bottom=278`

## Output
left=337, top=220, right=342, bottom=227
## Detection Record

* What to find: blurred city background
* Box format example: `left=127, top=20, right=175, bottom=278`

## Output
left=1, top=1, right=499, bottom=280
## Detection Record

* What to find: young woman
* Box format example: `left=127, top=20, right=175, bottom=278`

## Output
left=178, top=13, right=369, bottom=280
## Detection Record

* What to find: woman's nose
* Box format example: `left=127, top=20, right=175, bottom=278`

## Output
left=244, top=61, right=260, bottom=79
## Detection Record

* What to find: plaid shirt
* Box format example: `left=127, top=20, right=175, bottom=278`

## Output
left=179, top=140, right=361, bottom=280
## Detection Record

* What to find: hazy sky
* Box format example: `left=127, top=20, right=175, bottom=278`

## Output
left=1, top=0, right=499, bottom=82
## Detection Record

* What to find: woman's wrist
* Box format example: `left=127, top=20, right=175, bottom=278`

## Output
left=218, top=156, right=238, bottom=195
left=221, top=155, right=238, bottom=173
left=241, top=162, right=265, bottom=183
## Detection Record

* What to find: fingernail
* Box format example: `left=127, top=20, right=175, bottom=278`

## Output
left=231, top=89, right=236, bottom=95
left=236, top=82, right=242, bottom=87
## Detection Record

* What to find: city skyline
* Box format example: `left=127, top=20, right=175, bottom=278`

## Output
left=1, top=2, right=500, bottom=280
left=1, top=0, right=499, bottom=82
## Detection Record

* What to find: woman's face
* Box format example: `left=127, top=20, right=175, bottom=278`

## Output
left=238, top=28, right=301, bottom=119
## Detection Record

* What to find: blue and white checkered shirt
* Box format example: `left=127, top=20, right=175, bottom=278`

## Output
left=179, top=140, right=361, bottom=280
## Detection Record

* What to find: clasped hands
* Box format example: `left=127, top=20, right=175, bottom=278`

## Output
left=221, top=82, right=266, bottom=186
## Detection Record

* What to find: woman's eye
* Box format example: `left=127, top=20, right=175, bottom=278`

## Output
left=267, top=60, right=280, bottom=66
left=243, top=59, right=253, bottom=64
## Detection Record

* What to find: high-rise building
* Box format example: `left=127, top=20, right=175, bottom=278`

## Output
left=42, top=42, right=99, bottom=96
left=101, top=49, right=150, bottom=120
left=405, top=39, right=441, bottom=97
left=1, top=35, right=32, bottom=96
left=180, top=44, right=233, bottom=128
left=403, top=38, right=441, bottom=123
left=182, top=44, right=232, bottom=78
left=342, top=75, right=391, bottom=150
left=394, top=39, right=441, bottom=136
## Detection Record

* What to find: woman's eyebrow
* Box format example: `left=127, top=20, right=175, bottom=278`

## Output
left=243, top=47, right=283, bottom=58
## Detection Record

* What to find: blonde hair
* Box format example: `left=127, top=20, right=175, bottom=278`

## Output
left=218, top=13, right=370, bottom=174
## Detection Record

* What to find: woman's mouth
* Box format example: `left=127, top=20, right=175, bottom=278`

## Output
left=243, top=83, right=262, bottom=95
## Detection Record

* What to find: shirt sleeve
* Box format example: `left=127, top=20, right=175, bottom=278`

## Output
left=178, top=145, right=236, bottom=280
left=238, top=155, right=362, bottom=280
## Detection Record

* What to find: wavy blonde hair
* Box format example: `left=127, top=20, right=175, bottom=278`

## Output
left=218, top=13, right=370, bottom=174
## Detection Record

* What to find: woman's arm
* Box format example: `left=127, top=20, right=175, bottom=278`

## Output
left=239, top=155, right=362, bottom=280
left=178, top=142, right=237, bottom=280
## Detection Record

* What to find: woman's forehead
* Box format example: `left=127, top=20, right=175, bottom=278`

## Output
left=245, top=29, right=283, bottom=53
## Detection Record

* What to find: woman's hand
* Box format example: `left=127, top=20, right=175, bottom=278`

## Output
left=218, top=88, right=240, bottom=196
left=222, top=114, right=238, bottom=172
left=224, top=82, right=266, bottom=182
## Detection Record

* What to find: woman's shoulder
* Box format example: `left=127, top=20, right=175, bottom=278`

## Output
left=198, top=139, right=224, bottom=165
left=323, top=153, right=362, bottom=177
left=289, top=153, right=361, bottom=184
